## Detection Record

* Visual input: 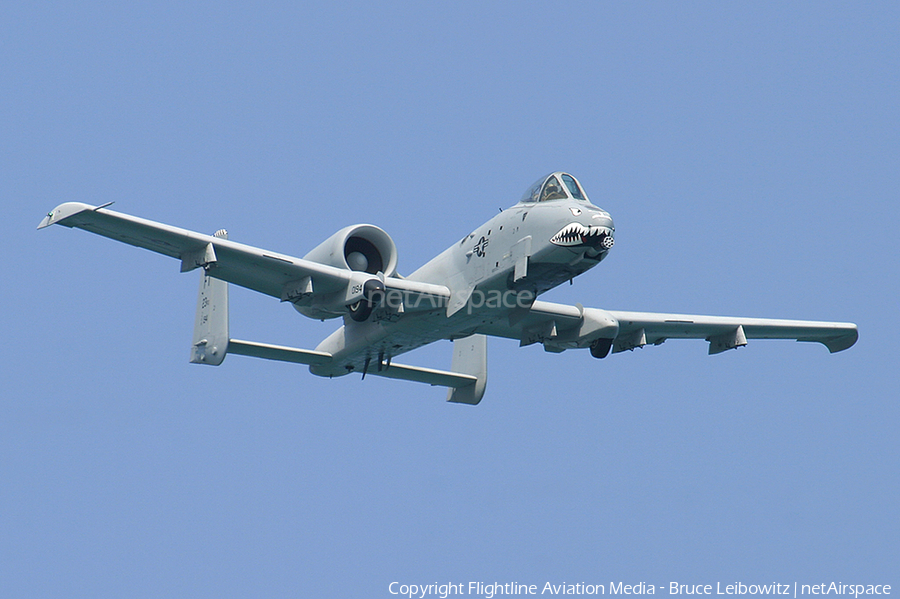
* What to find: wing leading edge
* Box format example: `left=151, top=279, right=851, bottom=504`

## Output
left=608, top=310, right=858, bottom=354
left=476, top=300, right=857, bottom=355
left=38, top=202, right=449, bottom=312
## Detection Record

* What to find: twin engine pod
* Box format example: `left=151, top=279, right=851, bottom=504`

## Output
left=296, top=224, right=398, bottom=321
left=303, top=224, right=399, bottom=277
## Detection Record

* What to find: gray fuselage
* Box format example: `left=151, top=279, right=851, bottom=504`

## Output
left=311, top=181, right=615, bottom=377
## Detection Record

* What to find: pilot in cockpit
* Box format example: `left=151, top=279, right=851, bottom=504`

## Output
left=540, top=176, right=567, bottom=202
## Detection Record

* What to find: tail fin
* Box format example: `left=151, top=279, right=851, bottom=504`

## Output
left=446, top=334, right=487, bottom=405
left=190, top=229, right=229, bottom=365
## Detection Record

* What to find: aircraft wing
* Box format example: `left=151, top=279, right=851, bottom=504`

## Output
left=476, top=300, right=857, bottom=355
left=37, top=202, right=449, bottom=312
left=607, top=309, right=858, bottom=354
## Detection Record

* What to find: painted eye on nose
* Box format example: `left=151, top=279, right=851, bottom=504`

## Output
left=569, top=208, right=582, bottom=216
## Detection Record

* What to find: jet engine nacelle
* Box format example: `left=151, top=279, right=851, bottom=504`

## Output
left=303, top=224, right=398, bottom=277
left=292, top=224, right=398, bottom=321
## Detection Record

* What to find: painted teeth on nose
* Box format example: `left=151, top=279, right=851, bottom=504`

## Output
left=551, top=223, right=589, bottom=246
left=550, top=222, right=615, bottom=249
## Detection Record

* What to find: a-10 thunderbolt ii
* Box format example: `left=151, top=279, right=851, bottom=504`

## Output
left=38, top=172, right=857, bottom=404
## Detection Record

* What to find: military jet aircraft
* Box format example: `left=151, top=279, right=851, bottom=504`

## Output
left=38, top=172, right=857, bottom=404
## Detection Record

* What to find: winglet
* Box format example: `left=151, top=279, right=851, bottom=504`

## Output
left=37, top=202, right=95, bottom=229
left=817, top=327, right=859, bottom=353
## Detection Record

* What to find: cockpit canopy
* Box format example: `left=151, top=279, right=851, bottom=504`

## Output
left=519, top=172, right=590, bottom=204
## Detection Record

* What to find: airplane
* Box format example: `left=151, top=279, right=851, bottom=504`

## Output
left=38, top=172, right=857, bottom=404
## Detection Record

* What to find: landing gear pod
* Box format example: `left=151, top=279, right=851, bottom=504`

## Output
left=590, top=337, right=613, bottom=359
left=347, top=278, right=386, bottom=322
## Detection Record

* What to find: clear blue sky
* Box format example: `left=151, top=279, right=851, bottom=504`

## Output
left=2, top=2, right=897, bottom=597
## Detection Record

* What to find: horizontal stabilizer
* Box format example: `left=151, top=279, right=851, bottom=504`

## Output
left=227, top=340, right=480, bottom=393
left=371, top=362, right=478, bottom=389
left=228, top=339, right=332, bottom=365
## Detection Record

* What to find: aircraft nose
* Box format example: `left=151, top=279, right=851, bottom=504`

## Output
left=589, top=212, right=613, bottom=229
left=549, top=218, right=614, bottom=252
left=586, top=212, right=614, bottom=253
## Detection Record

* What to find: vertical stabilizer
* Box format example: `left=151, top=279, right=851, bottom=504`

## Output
left=190, top=230, right=229, bottom=365
left=446, top=334, right=487, bottom=405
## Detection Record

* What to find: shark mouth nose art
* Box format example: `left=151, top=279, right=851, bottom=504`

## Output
left=550, top=223, right=615, bottom=250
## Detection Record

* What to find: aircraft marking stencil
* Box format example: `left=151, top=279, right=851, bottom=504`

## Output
left=38, top=172, right=857, bottom=404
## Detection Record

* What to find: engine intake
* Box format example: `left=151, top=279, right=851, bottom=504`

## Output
left=303, top=224, right=398, bottom=277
